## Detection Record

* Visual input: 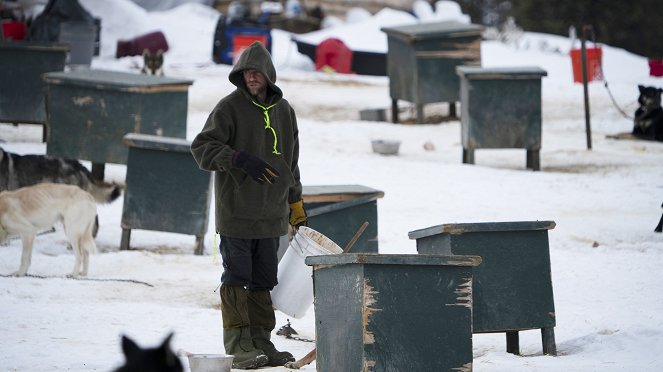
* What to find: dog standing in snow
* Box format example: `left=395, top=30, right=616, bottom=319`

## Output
left=0, top=147, right=122, bottom=237
left=0, top=183, right=98, bottom=277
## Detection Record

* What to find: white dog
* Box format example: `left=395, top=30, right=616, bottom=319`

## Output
left=0, top=183, right=98, bottom=277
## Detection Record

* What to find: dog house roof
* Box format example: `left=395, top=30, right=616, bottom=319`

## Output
left=43, top=69, right=192, bottom=91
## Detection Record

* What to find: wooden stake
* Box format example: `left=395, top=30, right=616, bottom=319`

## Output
left=343, top=221, right=369, bottom=253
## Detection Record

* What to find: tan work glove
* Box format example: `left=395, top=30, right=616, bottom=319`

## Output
left=289, top=200, right=307, bottom=229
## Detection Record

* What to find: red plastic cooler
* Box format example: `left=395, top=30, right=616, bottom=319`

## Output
left=232, top=34, right=267, bottom=64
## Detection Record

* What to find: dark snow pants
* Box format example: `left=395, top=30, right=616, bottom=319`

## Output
left=219, top=236, right=279, bottom=290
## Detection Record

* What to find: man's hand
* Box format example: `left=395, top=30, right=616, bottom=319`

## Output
left=289, top=200, right=307, bottom=229
left=233, top=151, right=279, bottom=184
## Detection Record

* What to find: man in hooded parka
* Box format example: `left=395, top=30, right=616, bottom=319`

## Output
left=191, top=41, right=307, bottom=369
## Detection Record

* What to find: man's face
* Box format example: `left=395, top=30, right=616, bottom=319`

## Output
left=243, top=69, right=267, bottom=98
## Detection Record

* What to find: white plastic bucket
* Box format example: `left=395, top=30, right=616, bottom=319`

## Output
left=271, top=226, right=342, bottom=318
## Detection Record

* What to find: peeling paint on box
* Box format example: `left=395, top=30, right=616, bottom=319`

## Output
left=72, top=96, right=93, bottom=106
left=363, top=359, right=377, bottom=372
left=447, top=276, right=473, bottom=309
left=452, top=362, right=473, bottom=371
left=133, top=113, right=141, bottom=133
left=362, top=279, right=382, bottom=346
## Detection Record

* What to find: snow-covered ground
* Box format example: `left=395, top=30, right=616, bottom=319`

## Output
left=1, top=1, right=662, bottom=371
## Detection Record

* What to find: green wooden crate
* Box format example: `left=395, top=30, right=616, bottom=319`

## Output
left=44, top=69, right=192, bottom=179
left=0, top=41, right=68, bottom=139
left=409, top=220, right=557, bottom=355
left=381, top=21, right=482, bottom=123
left=456, top=66, right=547, bottom=170
left=306, top=253, right=481, bottom=371
left=303, top=185, right=383, bottom=253
left=120, top=133, right=212, bottom=255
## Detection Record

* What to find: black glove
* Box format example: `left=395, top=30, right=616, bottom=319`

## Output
left=232, top=151, right=280, bottom=184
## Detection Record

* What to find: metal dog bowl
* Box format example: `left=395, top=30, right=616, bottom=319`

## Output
left=188, top=354, right=233, bottom=372
left=371, top=139, right=401, bottom=155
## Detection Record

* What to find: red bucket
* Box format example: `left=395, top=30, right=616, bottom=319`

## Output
left=570, top=47, right=603, bottom=83
left=1, top=20, right=26, bottom=41
left=649, top=59, right=663, bottom=77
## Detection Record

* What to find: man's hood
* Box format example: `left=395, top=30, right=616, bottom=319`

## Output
left=229, top=41, right=282, bottom=101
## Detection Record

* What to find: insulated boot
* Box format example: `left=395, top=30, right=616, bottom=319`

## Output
left=251, top=326, right=295, bottom=366
left=223, top=327, right=269, bottom=369
left=220, top=286, right=268, bottom=369
left=248, top=290, right=295, bottom=366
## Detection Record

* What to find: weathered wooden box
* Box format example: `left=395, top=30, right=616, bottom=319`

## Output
left=409, top=220, right=557, bottom=355
left=120, top=133, right=212, bottom=255
left=43, top=69, right=192, bottom=179
left=303, top=185, right=383, bottom=253
left=306, top=253, right=481, bottom=371
left=0, top=41, right=68, bottom=139
left=381, top=21, right=482, bottom=123
left=456, top=66, right=548, bottom=170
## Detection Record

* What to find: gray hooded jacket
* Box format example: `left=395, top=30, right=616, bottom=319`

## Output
left=190, top=41, right=302, bottom=238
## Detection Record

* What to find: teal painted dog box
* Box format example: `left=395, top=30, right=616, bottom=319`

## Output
left=120, top=133, right=212, bottom=255
left=306, top=253, right=481, bottom=371
left=409, top=220, right=557, bottom=355
left=381, top=21, right=483, bottom=123
left=456, top=66, right=547, bottom=170
left=0, top=41, right=68, bottom=140
left=44, top=69, right=192, bottom=180
left=303, top=185, right=383, bottom=253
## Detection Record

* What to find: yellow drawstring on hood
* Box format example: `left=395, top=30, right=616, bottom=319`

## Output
left=252, top=100, right=280, bottom=154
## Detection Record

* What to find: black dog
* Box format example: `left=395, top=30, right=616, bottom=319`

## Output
left=114, top=332, right=183, bottom=372
left=633, top=85, right=663, bottom=141
left=0, top=147, right=121, bottom=203
left=656, top=203, right=663, bottom=233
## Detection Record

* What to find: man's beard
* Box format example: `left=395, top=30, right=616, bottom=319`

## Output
left=249, top=86, right=267, bottom=98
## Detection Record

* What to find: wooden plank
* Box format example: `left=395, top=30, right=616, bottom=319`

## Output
left=409, top=221, right=556, bottom=239
left=43, top=69, right=193, bottom=90
left=123, top=133, right=192, bottom=153
left=303, top=193, right=381, bottom=203
left=307, top=253, right=482, bottom=267
left=456, top=66, right=548, bottom=78
left=303, top=184, right=384, bottom=203
left=0, top=40, right=69, bottom=52
left=382, top=21, right=483, bottom=42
